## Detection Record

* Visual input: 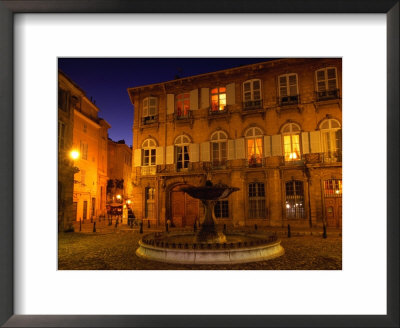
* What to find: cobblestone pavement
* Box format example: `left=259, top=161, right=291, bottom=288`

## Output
left=58, top=227, right=342, bottom=270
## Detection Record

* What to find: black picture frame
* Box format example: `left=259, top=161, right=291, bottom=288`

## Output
left=0, top=1, right=398, bottom=327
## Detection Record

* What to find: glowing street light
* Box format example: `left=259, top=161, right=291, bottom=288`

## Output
left=126, top=200, right=131, bottom=205
left=70, top=150, right=80, bottom=160
left=116, top=194, right=122, bottom=200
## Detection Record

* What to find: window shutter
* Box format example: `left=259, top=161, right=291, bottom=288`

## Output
left=226, top=83, right=235, bottom=105
left=166, top=145, right=174, bottom=164
left=190, top=89, right=198, bottom=110
left=316, top=70, right=326, bottom=92
left=200, top=88, right=210, bottom=109
left=271, top=135, right=282, bottom=156
left=189, top=143, right=199, bottom=162
left=335, top=129, right=342, bottom=150
left=327, top=68, right=337, bottom=90
left=167, top=94, right=175, bottom=114
left=243, top=81, right=252, bottom=101
left=143, top=98, right=149, bottom=117
left=156, top=146, right=164, bottom=165
left=235, top=138, right=245, bottom=159
left=264, top=135, right=271, bottom=157
left=227, top=140, right=235, bottom=160
left=252, top=80, right=261, bottom=100
left=289, top=74, right=298, bottom=95
left=149, top=97, right=157, bottom=116
left=309, top=131, right=322, bottom=153
left=200, top=142, right=210, bottom=162
left=133, top=149, right=142, bottom=167
left=301, top=132, right=310, bottom=154
left=279, top=76, right=287, bottom=97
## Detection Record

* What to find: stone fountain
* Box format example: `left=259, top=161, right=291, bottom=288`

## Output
left=136, top=181, right=284, bottom=264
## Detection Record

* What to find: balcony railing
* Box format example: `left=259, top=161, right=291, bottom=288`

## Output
left=278, top=95, right=300, bottom=107
left=245, top=157, right=265, bottom=168
left=174, top=110, right=192, bottom=121
left=208, top=108, right=228, bottom=116
left=141, top=165, right=157, bottom=176
left=322, top=150, right=342, bottom=163
left=316, top=89, right=340, bottom=101
left=242, top=99, right=263, bottom=111
left=141, top=115, right=158, bottom=125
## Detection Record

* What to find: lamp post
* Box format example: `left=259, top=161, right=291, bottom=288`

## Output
left=69, top=150, right=80, bottom=227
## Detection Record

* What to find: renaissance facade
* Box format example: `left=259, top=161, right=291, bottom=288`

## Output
left=128, top=58, right=342, bottom=229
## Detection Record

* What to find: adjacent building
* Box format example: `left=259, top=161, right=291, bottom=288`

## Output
left=107, top=139, right=133, bottom=204
left=127, top=58, right=342, bottom=229
left=58, top=71, right=111, bottom=224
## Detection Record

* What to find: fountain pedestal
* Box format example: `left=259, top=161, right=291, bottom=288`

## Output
left=196, top=200, right=226, bottom=243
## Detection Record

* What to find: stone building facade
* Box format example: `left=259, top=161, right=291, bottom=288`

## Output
left=127, top=58, right=342, bottom=229
left=58, top=71, right=79, bottom=231
left=58, top=71, right=111, bottom=222
left=107, top=139, right=133, bottom=204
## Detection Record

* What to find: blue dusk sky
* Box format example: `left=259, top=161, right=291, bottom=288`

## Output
left=58, top=58, right=275, bottom=147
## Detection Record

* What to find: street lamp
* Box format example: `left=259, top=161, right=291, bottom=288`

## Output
left=70, top=150, right=80, bottom=160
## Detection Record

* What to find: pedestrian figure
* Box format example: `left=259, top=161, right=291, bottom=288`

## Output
left=93, top=222, right=96, bottom=233
left=287, top=224, right=291, bottom=238
left=147, top=220, right=150, bottom=229
left=193, top=222, right=197, bottom=232
left=115, top=219, right=119, bottom=228
left=323, top=224, right=327, bottom=239
left=139, top=221, right=143, bottom=234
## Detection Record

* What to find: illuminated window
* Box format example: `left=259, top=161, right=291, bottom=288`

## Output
left=145, top=187, right=155, bottom=218
left=316, top=67, right=339, bottom=100
left=278, top=74, right=299, bottom=105
left=214, top=200, right=229, bottom=218
left=143, top=97, right=158, bottom=123
left=142, top=139, right=156, bottom=166
left=211, top=131, right=228, bottom=168
left=248, top=183, right=266, bottom=218
left=243, top=79, right=262, bottom=109
left=324, top=179, right=342, bottom=197
left=211, top=87, right=226, bottom=111
left=245, top=127, right=263, bottom=167
left=281, top=123, right=301, bottom=162
left=285, top=180, right=305, bottom=219
left=320, top=119, right=342, bottom=162
left=175, top=135, right=190, bottom=171
left=176, top=93, right=190, bottom=118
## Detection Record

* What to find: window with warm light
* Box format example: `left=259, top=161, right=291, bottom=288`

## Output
left=285, top=180, right=305, bottom=219
left=316, top=67, right=339, bottom=100
left=320, top=119, right=342, bottom=162
left=142, top=139, right=156, bottom=166
left=245, top=127, right=263, bottom=167
left=175, top=135, right=190, bottom=171
left=211, top=131, right=228, bottom=168
left=211, top=87, right=226, bottom=112
left=281, top=123, right=301, bottom=162
left=176, top=93, right=190, bottom=118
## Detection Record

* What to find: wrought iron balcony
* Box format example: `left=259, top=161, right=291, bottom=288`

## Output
left=242, top=99, right=263, bottom=111
left=316, top=89, right=340, bottom=101
left=322, top=150, right=342, bottom=163
left=174, top=110, right=192, bottom=121
left=245, top=157, right=265, bottom=168
left=208, top=107, right=228, bottom=115
left=141, top=115, right=158, bottom=125
left=278, top=95, right=300, bottom=107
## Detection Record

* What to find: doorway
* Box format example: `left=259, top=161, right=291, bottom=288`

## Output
left=170, top=184, right=199, bottom=227
left=323, top=179, right=342, bottom=228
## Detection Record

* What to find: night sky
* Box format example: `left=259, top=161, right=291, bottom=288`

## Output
left=58, top=58, right=274, bottom=147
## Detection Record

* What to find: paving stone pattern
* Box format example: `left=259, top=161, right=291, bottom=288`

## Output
left=58, top=227, right=342, bottom=270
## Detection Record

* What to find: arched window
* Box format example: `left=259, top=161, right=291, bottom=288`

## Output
left=175, top=135, right=190, bottom=171
left=211, top=131, right=228, bottom=168
left=245, top=127, right=263, bottom=167
left=320, top=119, right=342, bottom=162
left=142, top=139, right=156, bottom=166
left=281, top=123, right=301, bottom=162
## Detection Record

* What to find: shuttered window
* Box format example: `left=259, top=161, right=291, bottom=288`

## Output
left=176, top=93, right=190, bottom=118
left=211, top=131, right=228, bottom=168
left=175, top=135, right=191, bottom=171
left=281, top=123, right=301, bottom=162
left=142, top=139, right=157, bottom=166
left=210, top=87, right=227, bottom=112
left=279, top=74, right=298, bottom=97
left=245, top=127, right=264, bottom=167
left=320, top=119, right=342, bottom=162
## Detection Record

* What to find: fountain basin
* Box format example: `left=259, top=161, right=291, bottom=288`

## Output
left=136, top=232, right=284, bottom=265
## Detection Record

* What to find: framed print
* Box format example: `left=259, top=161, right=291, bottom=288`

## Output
left=0, top=1, right=398, bottom=327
